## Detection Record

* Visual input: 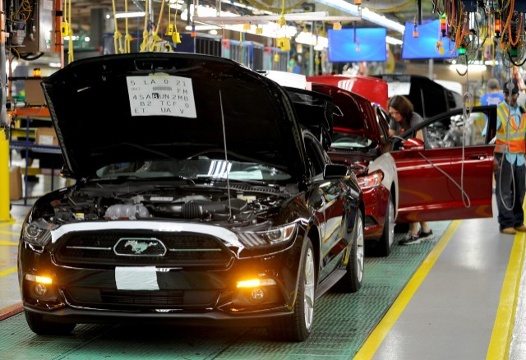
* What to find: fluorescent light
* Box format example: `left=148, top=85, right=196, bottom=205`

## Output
left=314, top=0, right=405, bottom=33
left=192, top=11, right=342, bottom=25
left=449, top=64, right=487, bottom=72
left=187, top=22, right=297, bottom=39
left=295, top=32, right=328, bottom=48
left=361, top=8, right=405, bottom=33
left=386, top=36, right=403, bottom=45
left=115, top=11, right=145, bottom=19
left=185, top=25, right=221, bottom=31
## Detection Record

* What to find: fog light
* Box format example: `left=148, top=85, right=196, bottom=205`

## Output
left=251, top=288, right=265, bottom=300
left=34, top=283, right=48, bottom=297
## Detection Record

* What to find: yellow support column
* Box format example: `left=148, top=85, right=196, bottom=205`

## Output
left=0, top=0, right=12, bottom=223
left=0, top=127, right=11, bottom=222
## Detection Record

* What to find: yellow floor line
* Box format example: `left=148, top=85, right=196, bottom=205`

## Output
left=354, top=220, right=460, bottom=359
left=0, top=240, right=18, bottom=246
left=354, top=219, right=524, bottom=360
left=0, top=267, right=17, bottom=277
left=486, top=231, right=526, bottom=359
left=0, top=229, right=20, bottom=236
left=0, top=219, right=16, bottom=226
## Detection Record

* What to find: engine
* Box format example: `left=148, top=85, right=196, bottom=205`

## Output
left=50, top=183, right=282, bottom=226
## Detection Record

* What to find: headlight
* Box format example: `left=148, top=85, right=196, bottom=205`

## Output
left=22, top=219, right=55, bottom=247
left=237, top=223, right=297, bottom=249
left=357, top=170, right=384, bottom=189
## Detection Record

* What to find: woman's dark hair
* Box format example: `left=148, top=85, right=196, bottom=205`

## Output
left=388, top=95, right=414, bottom=119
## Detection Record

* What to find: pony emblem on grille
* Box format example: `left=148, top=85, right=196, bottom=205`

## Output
left=114, top=238, right=167, bottom=256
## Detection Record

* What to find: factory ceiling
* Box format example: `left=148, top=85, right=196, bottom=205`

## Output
left=65, top=0, right=437, bottom=39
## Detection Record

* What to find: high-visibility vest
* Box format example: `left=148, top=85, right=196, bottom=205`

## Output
left=495, top=102, right=526, bottom=154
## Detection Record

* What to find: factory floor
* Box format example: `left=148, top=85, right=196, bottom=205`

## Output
left=1, top=164, right=525, bottom=359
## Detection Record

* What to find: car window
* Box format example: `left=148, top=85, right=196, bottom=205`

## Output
left=389, top=106, right=497, bottom=152
left=331, top=133, right=374, bottom=150
left=375, top=106, right=391, bottom=144
left=424, top=110, right=488, bottom=149
left=95, top=159, right=292, bottom=182
left=304, top=135, right=329, bottom=176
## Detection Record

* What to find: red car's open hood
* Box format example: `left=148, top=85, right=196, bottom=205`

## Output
left=309, top=82, right=383, bottom=145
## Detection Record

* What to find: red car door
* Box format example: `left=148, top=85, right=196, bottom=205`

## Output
left=390, top=106, right=496, bottom=223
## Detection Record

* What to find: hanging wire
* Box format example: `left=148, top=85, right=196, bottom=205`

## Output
left=139, top=0, right=150, bottom=52
left=112, top=0, right=124, bottom=54
left=125, top=0, right=133, bottom=53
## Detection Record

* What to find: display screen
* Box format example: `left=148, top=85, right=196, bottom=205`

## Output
left=328, top=28, right=387, bottom=62
left=401, top=19, right=458, bottom=60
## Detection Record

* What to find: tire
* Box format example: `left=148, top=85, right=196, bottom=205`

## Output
left=24, top=310, right=76, bottom=335
left=377, top=195, right=395, bottom=257
left=335, top=210, right=364, bottom=293
left=395, top=222, right=409, bottom=233
left=271, top=239, right=315, bottom=342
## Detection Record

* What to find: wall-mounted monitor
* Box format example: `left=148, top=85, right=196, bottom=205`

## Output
left=401, top=19, right=458, bottom=60
left=328, top=28, right=387, bottom=62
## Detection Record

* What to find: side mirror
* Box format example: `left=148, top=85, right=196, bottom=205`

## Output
left=402, top=138, right=424, bottom=151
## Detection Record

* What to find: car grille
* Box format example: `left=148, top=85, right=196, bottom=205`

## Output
left=54, top=229, right=234, bottom=268
left=63, top=288, right=221, bottom=310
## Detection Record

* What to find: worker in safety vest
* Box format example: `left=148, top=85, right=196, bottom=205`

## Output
left=494, top=79, right=526, bottom=235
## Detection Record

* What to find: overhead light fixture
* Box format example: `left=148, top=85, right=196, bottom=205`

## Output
left=115, top=11, right=146, bottom=19
left=386, top=36, right=403, bottom=45
left=186, top=22, right=298, bottom=39
left=185, top=24, right=220, bottom=31
left=192, top=11, right=360, bottom=25
left=295, top=31, right=328, bottom=48
left=449, top=64, right=487, bottom=72
left=314, top=0, right=405, bottom=33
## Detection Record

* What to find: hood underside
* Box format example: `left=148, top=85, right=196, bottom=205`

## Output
left=310, top=83, right=381, bottom=144
left=41, top=53, right=307, bottom=180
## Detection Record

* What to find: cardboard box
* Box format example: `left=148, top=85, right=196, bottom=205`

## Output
left=9, top=166, right=22, bottom=201
left=35, top=127, right=58, bottom=146
left=24, top=79, right=46, bottom=105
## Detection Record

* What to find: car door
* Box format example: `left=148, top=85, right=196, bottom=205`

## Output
left=390, top=106, right=496, bottom=223
left=303, top=133, right=349, bottom=281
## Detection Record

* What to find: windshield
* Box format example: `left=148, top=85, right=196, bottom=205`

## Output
left=330, top=133, right=374, bottom=150
left=95, top=159, right=292, bottom=182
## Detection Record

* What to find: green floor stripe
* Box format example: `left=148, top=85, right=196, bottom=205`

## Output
left=0, top=221, right=451, bottom=360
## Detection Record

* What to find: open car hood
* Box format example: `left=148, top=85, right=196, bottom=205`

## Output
left=309, top=83, right=382, bottom=145
left=41, top=53, right=307, bottom=180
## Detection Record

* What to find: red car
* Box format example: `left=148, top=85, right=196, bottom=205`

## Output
left=308, top=75, right=495, bottom=256
left=308, top=79, right=397, bottom=256
left=389, top=106, right=495, bottom=223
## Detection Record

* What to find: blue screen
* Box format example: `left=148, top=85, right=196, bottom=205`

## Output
left=328, top=28, right=387, bottom=62
left=401, top=19, right=458, bottom=60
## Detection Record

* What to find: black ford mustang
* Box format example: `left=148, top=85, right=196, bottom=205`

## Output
left=18, top=53, right=365, bottom=342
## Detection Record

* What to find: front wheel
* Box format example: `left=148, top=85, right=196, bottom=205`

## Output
left=377, top=195, right=395, bottom=257
left=270, top=239, right=315, bottom=342
left=336, top=209, right=364, bottom=293
left=25, top=310, right=76, bottom=335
